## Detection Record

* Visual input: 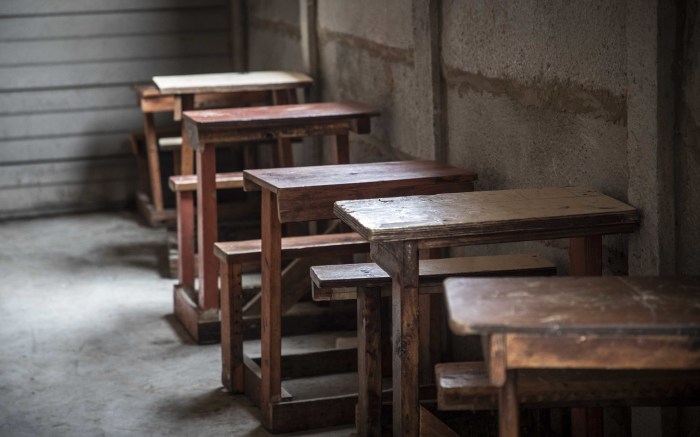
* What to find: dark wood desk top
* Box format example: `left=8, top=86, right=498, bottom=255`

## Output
left=334, top=187, right=638, bottom=243
left=183, top=101, right=379, bottom=128
left=444, top=276, right=700, bottom=336
left=153, top=71, right=312, bottom=95
left=243, top=160, right=477, bottom=223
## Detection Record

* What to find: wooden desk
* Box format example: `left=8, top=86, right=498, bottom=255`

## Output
left=443, top=276, right=700, bottom=437
left=242, top=160, right=477, bottom=432
left=153, top=71, right=313, bottom=174
left=180, top=101, right=379, bottom=343
left=334, top=187, right=638, bottom=436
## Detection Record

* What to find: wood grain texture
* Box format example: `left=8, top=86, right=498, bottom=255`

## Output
left=154, top=71, right=312, bottom=95
left=335, top=187, right=638, bottom=243
left=444, top=276, right=700, bottom=336
left=311, top=254, right=556, bottom=292
left=244, top=160, right=476, bottom=223
left=168, top=172, right=243, bottom=192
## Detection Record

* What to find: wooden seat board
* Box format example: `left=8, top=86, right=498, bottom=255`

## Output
left=444, top=276, right=700, bottom=336
left=214, top=232, right=369, bottom=264
left=334, top=186, right=638, bottom=243
left=168, top=172, right=244, bottom=192
left=311, top=254, right=556, bottom=298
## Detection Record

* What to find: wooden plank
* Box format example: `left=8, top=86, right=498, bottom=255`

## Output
left=0, top=0, right=224, bottom=16
left=443, top=277, right=700, bottom=336
left=154, top=71, right=312, bottom=95
left=0, top=10, right=228, bottom=41
left=168, top=172, right=243, bottom=192
left=357, top=286, right=382, bottom=437
left=335, top=187, right=638, bottom=243
left=0, top=33, right=228, bottom=66
left=0, top=57, right=230, bottom=90
left=311, top=254, right=556, bottom=293
left=505, top=333, right=700, bottom=369
left=0, top=134, right=130, bottom=163
left=195, top=146, right=218, bottom=310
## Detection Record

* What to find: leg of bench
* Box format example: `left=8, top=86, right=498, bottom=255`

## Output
left=196, top=144, right=219, bottom=310
left=499, top=370, right=519, bottom=437
left=273, top=90, right=294, bottom=168
left=333, top=133, right=350, bottom=164
left=357, top=286, right=382, bottom=437
left=143, top=112, right=164, bottom=212
left=261, top=190, right=282, bottom=426
left=180, top=95, right=195, bottom=175
left=221, top=260, right=244, bottom=393
left=176, top=191, right=195, bottom=289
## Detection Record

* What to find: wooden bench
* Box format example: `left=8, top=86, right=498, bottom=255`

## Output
left=443, top=276, right=700, bottom=437
left=214, top=232, right=370, bottom=390
left=310, top=254, right=556, bottom=436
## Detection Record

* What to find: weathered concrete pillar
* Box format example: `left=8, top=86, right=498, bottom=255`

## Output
left=627, top=0, right=677, bottom=275
left=412, top=0, right=444, bottom=162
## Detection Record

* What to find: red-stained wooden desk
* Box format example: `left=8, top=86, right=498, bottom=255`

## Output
left=242, top=160, right=477, bottom=432
left=179, top=101, right=379, bottom=343
left=334, top=187, right=638, bottom=436
left=443, top=276, right=700, bottom=437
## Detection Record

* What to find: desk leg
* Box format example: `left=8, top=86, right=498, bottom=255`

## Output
left=374, top=241, right=420, bottom=437
left=261, top=190, right=282, bottom=426
left=180, top=95, right=195, bottom=175
left=221, top=260, right=243, bottom=393
left=333, top=133, right=350, bottom=164
left=196, top=145, right=219, bottom=310
left=569, top=235, right=603, bottom=437
left=357, top=286, right=382, bottom=437
left=143, top=112, right=164, bottom=212
left=499, top=370, right=519, bottom=437
left=272, top=90, right=294, bottom=168
left=569, top=235, right=602, bottom=276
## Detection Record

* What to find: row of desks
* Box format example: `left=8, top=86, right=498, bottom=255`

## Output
left=133, top=70, right=697, bottom=436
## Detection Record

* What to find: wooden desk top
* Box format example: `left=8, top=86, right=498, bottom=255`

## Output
left=184, top=101, right=380, bottom=129
left=153, top=71, right=313, bottom=95
left=444, top=276, right=700, bottom=336
left=334, top=187, right=638, bottom=243
left=244, top=160, right=477, bottom=223
left=133, top=83, right=162, bottom=98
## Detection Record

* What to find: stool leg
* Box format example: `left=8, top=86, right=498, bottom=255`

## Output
left=221, top=260, right=244, bottom=393
left=357, top=286, right=382, bottom=437
left=143, top=112, right=164, bottom=212
left=176, top=191, right=195, bottom=289
left=499, top=370, right=519, bottom=437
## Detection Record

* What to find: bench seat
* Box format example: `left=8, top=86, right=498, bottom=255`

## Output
left=311, top=254, right=556, bottom=301
left=169, top=172, right=244, bottom=192
left=436, top=361, right=700, bottom=411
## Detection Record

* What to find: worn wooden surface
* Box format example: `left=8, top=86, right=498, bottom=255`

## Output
left=436, top=362, right=700, bottom=410
left=311, top=254, right=555, bottom=297
left=444, top=276, right=700, bottom=336
left=153, top=71, right=312, bottom=94
left=335, top=187, right=638, bottom=244
left=244, top=160, right=477, bottom=223
left=184, top=101, right=379, bottom=148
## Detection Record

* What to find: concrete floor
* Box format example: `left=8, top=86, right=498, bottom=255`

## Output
left=0, top=212, right=354, bottom=437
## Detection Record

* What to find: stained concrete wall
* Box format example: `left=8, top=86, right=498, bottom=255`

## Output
left=245, top=0, right=698, bottom=275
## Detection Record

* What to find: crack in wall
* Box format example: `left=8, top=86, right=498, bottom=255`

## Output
left=443, top=64, right=627, bottom=124
left=318, top=27, right=414, bottom=66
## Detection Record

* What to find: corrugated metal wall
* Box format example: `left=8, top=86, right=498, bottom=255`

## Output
left=0, top=0, right=232, bottom=219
